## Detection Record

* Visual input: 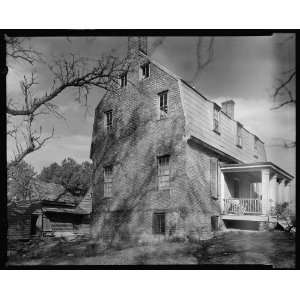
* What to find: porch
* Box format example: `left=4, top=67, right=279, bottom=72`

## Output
left=220, top=162, right=293, bottom=222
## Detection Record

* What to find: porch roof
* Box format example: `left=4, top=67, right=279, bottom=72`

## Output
left=220, top=161, right=294, bottom=181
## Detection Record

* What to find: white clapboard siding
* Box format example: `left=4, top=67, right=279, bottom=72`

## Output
left=180, top=82, right=267, bottom=163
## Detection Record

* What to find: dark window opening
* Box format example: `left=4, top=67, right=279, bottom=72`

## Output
left=104, top=165, right=113, bottom=197
left=236, top=123, right=243, bottom=148
left=140, top=63, right=150, bottom=79
left=213, top=104, right=220, bottom=133
left=211, top=215, right=220, bottom=231
left=159, top=91, right=168, bottom=119
left=105, top=110, right=113, bottom=133
left=152, top=212, right=166, bottom=235
left=30, top=215, right=38, bottom=235
left=120, top=73, right=127, bottom=87
left=158, top=155, right=170, bottom=190
left=254, top=136, right=259, bottom=151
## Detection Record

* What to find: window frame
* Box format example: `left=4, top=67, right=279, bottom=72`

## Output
left=120, top=72, right=127, bottom=88
left=140, top=62, right=150, bottom=80
left=254, top=135, right=259, bottom=151
left=158, top=90, right=168, bottom=119
left=157, top=155, right=170, bottom=190
left=152, top=212, right=166, bottom=235
left=236, top=123, right=243, bottom=148
left=104, top=110, right=113, bottom=133
left=103, top=165, right=113, bottom=198
left=213, top=104, right=221, bottom=134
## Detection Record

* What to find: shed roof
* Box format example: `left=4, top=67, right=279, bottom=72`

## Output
left=220, top=161, right=294, bottom=181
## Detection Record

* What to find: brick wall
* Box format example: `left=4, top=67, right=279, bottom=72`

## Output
left=90, top=49, right=189, bottom=243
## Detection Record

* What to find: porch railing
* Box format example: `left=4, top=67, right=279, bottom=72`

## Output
left=223, top=198, right=262, bottom=215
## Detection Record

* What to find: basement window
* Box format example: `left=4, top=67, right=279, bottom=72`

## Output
left=104, top=165, right=113, bottom=197
left=152, top=212, right=166, bottom=235
left=213, top=104, right=221, bottom=134
left=120, top=72, right=127, bottom=88
left=159, top=91, right=168, bottom=119
left=140, top=62, right=150, bottom=80
left=105, top=110, right=113, bottom=133
left=158, top=155, right=170, bottom=190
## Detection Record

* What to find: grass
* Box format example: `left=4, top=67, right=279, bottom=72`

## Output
left=7, top=230, right=295, bottom=268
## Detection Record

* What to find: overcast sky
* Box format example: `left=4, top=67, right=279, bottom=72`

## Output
left=7, top=35, right=295, bottom=184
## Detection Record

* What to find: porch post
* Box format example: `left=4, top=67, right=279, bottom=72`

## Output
left=261, top=168, right=270, bottom=215
left=284, top=180, right=291, bottom=205
left=220, top=171, right=225, bottom=213
left=278, top=179, right=285, bottom=205
left=269, top=174, right=277, bottom=215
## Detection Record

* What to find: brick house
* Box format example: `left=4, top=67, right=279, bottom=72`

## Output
left=90, top=37, right=294, bottom=242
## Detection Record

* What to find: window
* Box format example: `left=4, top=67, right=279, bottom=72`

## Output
left=213, top=104, right=220, bottom=133
left=159, top=91, right=168, bottom=119
left=120, top=73, right=127, bottom=87
left=236, top=123, right=243, bottom=148
left=104, top=165, right=113, bottom=197
left=254, top=136, right=258, bottom=151
left=210, top=158, right=218, bottom=199
left=152, top=212, right=166, bottom=234
left=105, top=110, right=113, bottom=133
left=140, top=63, right=150, bottom=79
left=158, top=155, right=170, bottom=190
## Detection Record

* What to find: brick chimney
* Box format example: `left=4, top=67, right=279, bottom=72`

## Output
left=128, top=36, right=148, bottom=57
left=221, top=100, right=235, bottom=119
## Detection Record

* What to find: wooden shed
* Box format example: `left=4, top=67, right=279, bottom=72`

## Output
left=7, top=181, right=92, bottom=240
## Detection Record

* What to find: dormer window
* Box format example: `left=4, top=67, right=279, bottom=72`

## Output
left=213, top=104, right=221, bottom=134
left=120, top=73, right=127, bottom=88
left=237, top=123, right=243, bottom=148
left=140, top=63, right=150, bottom=80
left=254, top=136, right=258, bottom=151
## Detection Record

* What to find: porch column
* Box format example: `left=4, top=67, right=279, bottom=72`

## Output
left=284, top=180, right=291, bottom=206
left=269, top=174, right=277, bottom=214
left=261, top=168, right=270, bottom=215
left=278, top=179, right=285, bottom=205
left=220, top=171, right=225, bottom=213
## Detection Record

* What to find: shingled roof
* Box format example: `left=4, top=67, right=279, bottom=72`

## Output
left=30, top=181, right=80, bottom=207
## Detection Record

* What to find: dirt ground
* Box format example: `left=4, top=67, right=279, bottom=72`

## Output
left=7, top=230, right=295, bottom=268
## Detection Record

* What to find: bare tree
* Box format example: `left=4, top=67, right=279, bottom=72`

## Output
left=268, top=34, right=296, bottom=149
left=6, top=36, right=131, bottom=166
left=190, top=37, right=214, bottom=84
left=271, top=34, right=295, bottom=110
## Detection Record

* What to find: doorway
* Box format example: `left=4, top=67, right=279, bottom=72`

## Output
left=30, top=215, right=38, bottom=235
left=233, top=179, right=240, bottom=198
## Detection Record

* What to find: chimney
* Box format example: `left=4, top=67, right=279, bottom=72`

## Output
left=221, top=100, right=235, bottom=119
left=128, top=36, right=148, bottom=57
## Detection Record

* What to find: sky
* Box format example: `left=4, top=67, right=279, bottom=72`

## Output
left=7, top=35, right=295, bottom=187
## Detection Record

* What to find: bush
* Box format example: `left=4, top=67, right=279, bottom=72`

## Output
left=275, top=202, right=289, bottom=218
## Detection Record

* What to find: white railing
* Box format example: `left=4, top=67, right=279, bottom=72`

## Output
left=223, top=198, right=262, bottom=215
